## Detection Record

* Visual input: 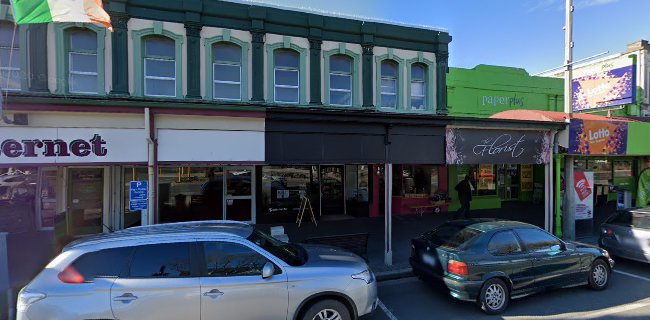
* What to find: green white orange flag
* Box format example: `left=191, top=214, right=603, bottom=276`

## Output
left=10, top=0, right=112, bottom=31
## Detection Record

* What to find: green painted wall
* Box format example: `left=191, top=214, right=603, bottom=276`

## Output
left=627, top=122, right=650, bottom=155
left=447, top=65, right=564, bottom=118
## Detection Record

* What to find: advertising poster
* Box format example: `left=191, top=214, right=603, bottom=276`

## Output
left=520, top=164, right=534, bottom=192
left=574, top=171, right=594, bottom=220
left=572, top=54, right=636, bottom=112
left=478, top=164, right=495, bottom=191
left=568, top=119, right=628, bottom=155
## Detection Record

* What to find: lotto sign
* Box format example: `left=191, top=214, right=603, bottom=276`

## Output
left=572, top=54, right=636, bottom=112
left=574, top=172, right=594, bottom=220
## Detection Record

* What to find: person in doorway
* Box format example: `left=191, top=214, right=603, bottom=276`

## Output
left=454, top=174, right=473, bottom=219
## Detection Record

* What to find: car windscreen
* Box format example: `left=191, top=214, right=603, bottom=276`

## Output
left=247, top=230, right=306, bottom=266
left=421, top=224, right=483, bottom=249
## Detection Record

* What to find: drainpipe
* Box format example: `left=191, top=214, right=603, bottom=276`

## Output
left=545, top=131, right=557, bottom=233
left=1, top=232, right=11, bottom=320
left=144, top=108, right=156, bottom=226
left=553, top=131, right=563, bottom=237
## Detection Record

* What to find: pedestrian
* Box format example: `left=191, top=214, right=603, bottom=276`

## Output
left=454, top=174, right=473, bottom=219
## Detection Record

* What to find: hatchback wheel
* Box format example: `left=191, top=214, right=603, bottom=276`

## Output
left=588, top=259, right=610, bottom=290
left=302, top=299, right=351, bottom=320
left=478, top=278, right=509, bottom=315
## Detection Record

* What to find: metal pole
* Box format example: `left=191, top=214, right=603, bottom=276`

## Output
left=563, top=0, right=576, bottom=241
left=384, top=163, right=392, bottom=266
left=0, top=232, right=11, bottom=320
left=144, top=108, right=155, bottom=226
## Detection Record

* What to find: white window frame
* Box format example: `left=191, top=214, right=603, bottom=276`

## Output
left=329, top=57, right=353, bottom=107
left=274, top=66, right=300, bottom=104
left=0, top=45, right=20, bottom=91
left=380, top=78, right=397, bottom=109
left=410, top=65, right=427, bottom=111
left=68, top=51, right=98, bottom=94
left=144, top=56, right=176, bottom=98
left=213, top=60, right=242, bottom=101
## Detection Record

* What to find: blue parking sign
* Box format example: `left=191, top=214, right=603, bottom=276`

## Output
left=130, top=181, right=148, bottom=201
left=129, top=181, right=148, bottom=211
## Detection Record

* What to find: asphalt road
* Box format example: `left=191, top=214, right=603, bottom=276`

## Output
left=364, top=258, right=650, bottom=320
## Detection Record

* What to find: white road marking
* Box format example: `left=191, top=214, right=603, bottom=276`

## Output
left=377, top=299, right=399, bottom=320
left=505, top=298, right=650, bottom=320
left=614, top=270, right=650, bottom=282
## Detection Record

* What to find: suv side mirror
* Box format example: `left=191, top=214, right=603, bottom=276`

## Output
left=262, top=262, right=275, bottom=279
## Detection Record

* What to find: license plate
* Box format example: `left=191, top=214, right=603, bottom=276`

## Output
left=422, top=253, right=436, bottom=267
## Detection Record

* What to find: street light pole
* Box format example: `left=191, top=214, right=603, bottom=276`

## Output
left=563, top=0, right=576, bottom=240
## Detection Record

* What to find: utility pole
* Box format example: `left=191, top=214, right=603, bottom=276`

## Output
left=563, top=0, right=576, bottom=240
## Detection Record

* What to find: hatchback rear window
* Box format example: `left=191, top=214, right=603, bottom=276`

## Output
left=606, top=211, right=632, bottom=226
left=422, top=224, right=483, bottom=249
left=632, top=214, right=650, bottom=230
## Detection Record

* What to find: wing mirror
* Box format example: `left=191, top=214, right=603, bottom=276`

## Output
left=262, top=262, right=275, bottom=279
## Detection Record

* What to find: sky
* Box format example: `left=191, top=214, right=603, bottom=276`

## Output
left=228, top=0, right=650, bottom=75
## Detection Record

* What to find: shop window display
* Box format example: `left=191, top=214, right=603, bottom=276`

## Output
left=261, top=166, right=318, bottom=221
left=0, top=167, right=37, bottom=233
left=399, top=165, right=439, bottom=197
left=158, top=166, right=224, bottom=223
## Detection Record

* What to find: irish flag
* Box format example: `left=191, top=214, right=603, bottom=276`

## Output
left=11, top=0, right=112, bottom=30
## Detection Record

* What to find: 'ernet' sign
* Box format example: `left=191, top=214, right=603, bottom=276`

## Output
left=0, top=127, right=147, bottom=164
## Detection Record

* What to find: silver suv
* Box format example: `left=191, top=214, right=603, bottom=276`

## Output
left=17, top=221, right=378, bottom=320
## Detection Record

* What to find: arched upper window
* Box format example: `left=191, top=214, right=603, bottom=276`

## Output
left=0, top=21, right=20, bottom=91
left=273, top=49, right=300, bottom=104
left=212, top=42, right=242, bottom=101
left=410, top=63, right=427, bottom=110
left=68, top=28, right=98, bottom=94
left=144, top=36, right=176, bottom=97
left=329, top=54, right=353, bottom=106
left=380, top=60, right=398, bottom=108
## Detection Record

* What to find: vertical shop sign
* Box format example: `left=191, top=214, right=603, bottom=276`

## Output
left=520, top=164, right=534, bottom=192
left=574, top=171, right=594, bottom=220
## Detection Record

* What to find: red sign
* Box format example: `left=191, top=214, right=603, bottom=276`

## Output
left=574, top=171, right=593, bottom=202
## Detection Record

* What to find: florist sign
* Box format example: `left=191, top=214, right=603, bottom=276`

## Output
left=568, top=119, right=628, bottom=155
left=446, top=128, right=552, bottom=165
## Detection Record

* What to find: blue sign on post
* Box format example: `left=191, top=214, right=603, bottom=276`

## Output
left=129, top=181, right=148, bottom=211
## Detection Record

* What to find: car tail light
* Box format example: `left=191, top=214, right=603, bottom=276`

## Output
left=602, top=228, right=613, bottom=235
left=411, top=245, right=416, bottom=258
left=58, top=265, right=85, bottom=284
left=448, top=260, right=468, bottom=276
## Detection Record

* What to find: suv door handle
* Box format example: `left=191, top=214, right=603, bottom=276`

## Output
left=203, top=289, right=225, bottom=298
left=113, top=293, right=138, bottom=302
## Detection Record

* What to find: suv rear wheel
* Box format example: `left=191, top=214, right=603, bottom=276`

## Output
left=477, top=278, right=509, bottom=315
left=302, top=299, right=351, bottom=320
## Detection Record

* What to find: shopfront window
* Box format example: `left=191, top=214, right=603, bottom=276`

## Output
left=261, top=166, right=318, bottom=221
left=123, top=167, right=148, bottom=229
left=0, top=167, right=37, bottom=233
left=396, top=165, right=439, bottom=197
left=614, top=160, right=633, bottom=177
left=158, top=166, right=224, bottom=223
left=496, top=164, right=518, bottom=199
left=345, top=165, right=369, bottom=217
left=68, top=168, right=104, bottom=236
left=587, top=159, right=612, bottom=185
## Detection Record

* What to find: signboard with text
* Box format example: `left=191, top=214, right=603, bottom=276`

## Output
left=574, top=171, right=594, bottom=220
left=446, top=128, right=552, bottom=165
left=568, top=119, right=628, bottom=155
left=572, top=54, right=636, bottom=112
left=129, top=181, right=148, bottom=211
left=0, top=127, right=147, bottom=164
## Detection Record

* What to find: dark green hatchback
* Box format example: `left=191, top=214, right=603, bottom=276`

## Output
left=410, top=219, right=615, bottom=314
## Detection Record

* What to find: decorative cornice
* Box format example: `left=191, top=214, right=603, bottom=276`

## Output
left=108, top=11, right=130, bottom=30
left=308, top=38, right=322, bottom=51
left=184, top=22, right=203, bottom=37
left=251, top=30, right=265, bottom=43
left=436, top=52, right=449, bottom=62
left=362, top=44, right=374, bottom=55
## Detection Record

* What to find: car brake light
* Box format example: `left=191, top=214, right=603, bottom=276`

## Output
left=602, top=228, right=613, bottom=235
left=448, top=260, right=468, bottom=276
left=58, top=265, right=85, bottom=284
